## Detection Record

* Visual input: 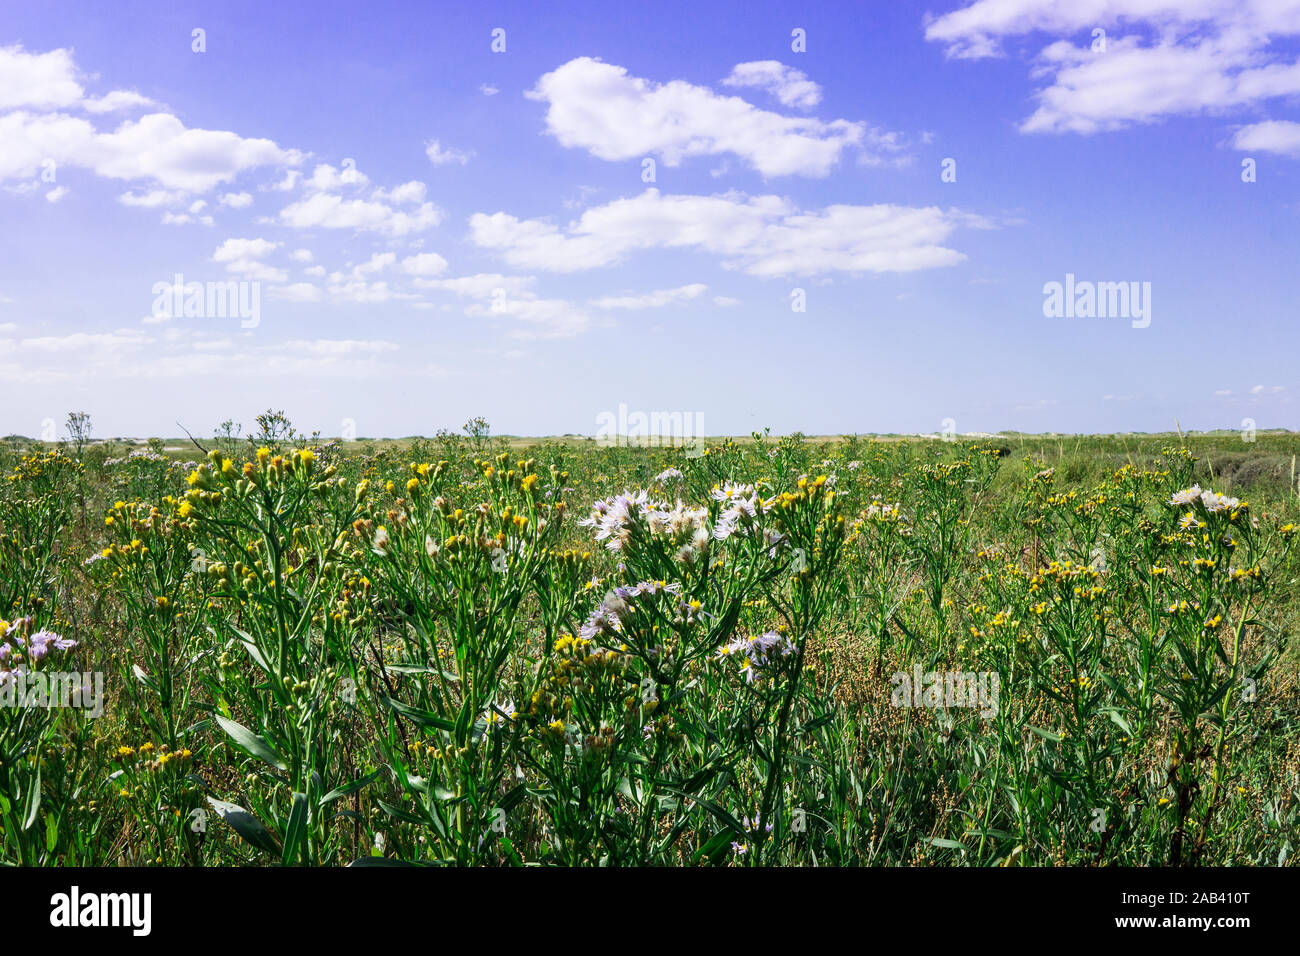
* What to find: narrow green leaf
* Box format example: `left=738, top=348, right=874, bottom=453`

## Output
left=320, top=769, right=381, bottom=807
left=206, top=797, right=279, bottom=855
left=381, top=696, right=455, bottom=732
left=281, top=791, right=309, bottom=866
left=22, top=760, right=41, bottom=832
left=215, top=713, right=288, bottom=771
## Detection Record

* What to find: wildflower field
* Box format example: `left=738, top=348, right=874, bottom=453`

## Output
left=2, top=423, right=1298, bottom=867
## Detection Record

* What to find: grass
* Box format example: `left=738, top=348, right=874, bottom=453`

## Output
left=1, top=424, right=1298, bottom=866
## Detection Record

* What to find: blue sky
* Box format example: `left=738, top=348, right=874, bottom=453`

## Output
left=1, top=0, right=1298, bottom=439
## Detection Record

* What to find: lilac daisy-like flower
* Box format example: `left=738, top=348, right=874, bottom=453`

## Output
left=31, top=630, right=77, bottom=653
left=579, top=605, right=621, bottom=641
left=635, top=580, right=680, bottom=598
left=763, top=528, right=787, bottom=558
left=1200, top=490, right=1240, bottom=513
left=710, top=482, right=755, bottom=503
left=584, top=490, right=657, bottom=552
left=602, top=585, right=638, bottom=618
left=720, top=631, right=795, bottom=682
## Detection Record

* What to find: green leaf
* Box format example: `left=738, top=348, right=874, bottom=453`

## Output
left=660, top=786, right=743, bottom=836
left=1027, top=726, right=1064, bottom=743
left=215, top=714, right=288, bottom=771
left=381, top=696, right=455, bottom=732
left=377, top=799, right=427, bottom=826
left=131, top=664, right=159, bottom=694
left=1102, top=708, right=1134, bottom=738
left=347, top=857, right=420, bottom=867
left=925, top=837, right=967, bottom=851
left=280, top=792, right=309, bottom=866
left=206, top=797, right=279, bottom=855
left=693, top=828, right=735, bottom=865
left=22, top=760, right=41, bottom=832
left=498, top=783, right=529, bottom=814
left=45, top=810, right=59, bottom=853
left=320, top=769, right=382, bottom=807
left=230, top=627, right=272, bottom=674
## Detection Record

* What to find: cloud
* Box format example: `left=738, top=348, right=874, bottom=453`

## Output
left=525, top=57, right=903, bottom=176
left=0, top=327, right=407, bottom=384
left=1250, top=384, right=1284, bottom=394
left=323, top=277, right=399, bottom=303
left=413, top=273, right=535, bottom=297
left=470, top=188, right=983, bottom=277
left=401, top=252, right=449, bottom=276
left=721, top=61, right=822, bottom=109
left=590, top=283, right=709, bottom=309
left=45, top=186, right=68, bottom=203
left=220, top=191, right=254, bottom=208
left=15, top=329, right=153, bottom=353
left=277, top=191, right=443, bottom=235
left=305, top=162, right=369, bottom=192
left=118, top=189, right=184, bottom=207
left=82, top=90, right=155, bottom=113
left=283, top=338, right=400, bottom=356
left=270, top=170, right=300, bottom=191
left=465, top=294, right=591, bottom=339
left=213, top=237, right=278, bottom=262
left=277, top=163, right=440, bottom=233
left=350, top=252, right=395, bottom=276
left=925, top=1, right=1300, bottom=135
left=372, top=181, right=427, bottom=204
left=479, top=84, right=499, bottom=96
left=162, top=210, right=213, bottom=226
left=409, top=271, right=583, bottom=338
left=1234, top=119, right=1300, bottom=156
left=0, top=110, right=302, bottom=191
left=289, top=248, right=314, bottom=263
left=0, top=45, right=84, bottom=110
left=425, top=139, right=473, bottom=165
left=212, top=237, right=285, bottom=280
left=0, top=44, right=156, bottom=114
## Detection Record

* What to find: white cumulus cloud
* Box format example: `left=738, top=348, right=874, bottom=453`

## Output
left=470, top=188, right=984, bottom=277
left=525, top=57, right=903, bottom=177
